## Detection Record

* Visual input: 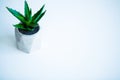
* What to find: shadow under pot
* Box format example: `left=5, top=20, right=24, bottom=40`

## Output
left=15, top=26, right=40, bottom=53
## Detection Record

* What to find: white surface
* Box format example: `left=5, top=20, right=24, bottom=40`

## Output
left=0, top=0, right=120, bottom=80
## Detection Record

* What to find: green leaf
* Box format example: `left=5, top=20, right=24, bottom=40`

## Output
left=6, top=7, right=26, bottom=24
left=14, top=23, right=32, bottom=31
left=28, top=9, right=32, bottom=22
left=24, top=0, right=30, bottom=20
left=29, top=22, right=38, bottom=27
left=34, top=10, right=46, bottom=23
left=24, top=0, right=32, bottom=21
left=14, top=23, right=26, bottom=29
left=32, top=4, right=45, bottom=23
left=29, top=9, right=32, bottom=18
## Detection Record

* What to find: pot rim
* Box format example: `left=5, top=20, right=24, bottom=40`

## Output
left=16, top=26, right=40, bottom=36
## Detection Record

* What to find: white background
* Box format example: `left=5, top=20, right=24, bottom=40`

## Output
left=0, top=0, right=120, bottom=80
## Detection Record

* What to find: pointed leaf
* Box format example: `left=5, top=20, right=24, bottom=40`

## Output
left=28, top=9, right=32, bottom=21
left=29, top=9, right=32, bottom=17
left=24, top=0, right=30, bottom=20
left=32, top=4, right=45, bottom=22
left=14, top=23, right=26, bottom=29
left=34, top=10, right=46, bottom=23
left=14, top=23, right=32, bottom=31
left=6, top=7, right=26, bottom=24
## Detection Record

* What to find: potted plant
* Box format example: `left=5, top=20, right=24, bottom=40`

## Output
left=6, top=0, right=46, bottom=53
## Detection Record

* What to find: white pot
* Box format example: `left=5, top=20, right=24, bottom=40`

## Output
left=15, top=26, right=40, bottom=53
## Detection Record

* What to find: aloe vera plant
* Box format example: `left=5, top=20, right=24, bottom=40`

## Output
left=6, top=0, right=46, bottom=31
